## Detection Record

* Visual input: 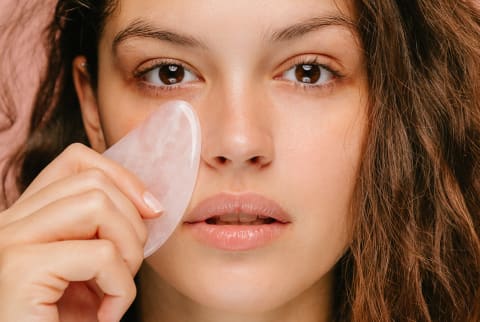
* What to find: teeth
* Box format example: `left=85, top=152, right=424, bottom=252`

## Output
left=220, top=213, right=239, bottom=222
left=239, top=213, right=257, bottom=223
left=208, top=214, right=275, bottom=225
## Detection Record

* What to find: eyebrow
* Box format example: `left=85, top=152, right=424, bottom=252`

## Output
left=112, top=19, right=206, bottom=52
left=269, top=15, right=357, bottom=42
left=112, top=14, right=356, bottom=52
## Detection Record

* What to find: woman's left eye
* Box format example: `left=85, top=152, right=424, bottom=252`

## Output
left=142, top=63, right=198, bottom=87
left=281, top=63, right=335, bottom=86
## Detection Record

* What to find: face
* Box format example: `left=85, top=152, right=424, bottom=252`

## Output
left=75, top=0, right=367, bottom=317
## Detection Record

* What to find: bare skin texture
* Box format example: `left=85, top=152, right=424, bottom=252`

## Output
left=0, top=0, right=368, bottom=321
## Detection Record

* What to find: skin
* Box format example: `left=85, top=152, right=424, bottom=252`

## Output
left=0, top=0, right=367, bottom=321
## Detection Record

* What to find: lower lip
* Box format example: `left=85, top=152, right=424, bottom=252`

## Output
left=184, top=222, right=288, bottom=251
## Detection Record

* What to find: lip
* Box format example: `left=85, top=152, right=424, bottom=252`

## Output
left=183, top=192, right=292, bottom=251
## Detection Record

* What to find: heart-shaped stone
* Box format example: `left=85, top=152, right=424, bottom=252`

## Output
left=104, top=100, right=201, bottom=257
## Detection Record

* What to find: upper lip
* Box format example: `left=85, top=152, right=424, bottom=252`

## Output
left=184, top=192, right=292, bottom=224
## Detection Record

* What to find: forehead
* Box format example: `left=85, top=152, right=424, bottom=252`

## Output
left=102, top=0, right=357, bottom=44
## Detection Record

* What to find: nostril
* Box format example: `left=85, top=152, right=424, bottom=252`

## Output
left=248, top=156, right=272, bottom=168
left=216, top=156, right=228, bottom=165
left=249, top=156, right=260, bottom=164
left=208, top=153, right=272, bottom=169
left=213, top=156, right=267, bottom=166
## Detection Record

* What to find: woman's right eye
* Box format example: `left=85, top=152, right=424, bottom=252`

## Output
left=141, top=63, right=199, bottom=88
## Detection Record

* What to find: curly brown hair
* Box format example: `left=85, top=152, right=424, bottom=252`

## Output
left=2, top=0, right=479, bottom=321
left=342, top=1, right=480, bottom=321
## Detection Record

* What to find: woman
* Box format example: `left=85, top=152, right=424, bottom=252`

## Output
left=0, top=0, right=479, bottom=321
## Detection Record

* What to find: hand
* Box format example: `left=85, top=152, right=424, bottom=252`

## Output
left=0, top=143, right=162, bottom=322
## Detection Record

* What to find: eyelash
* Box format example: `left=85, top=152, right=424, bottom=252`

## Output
left=133, top=56, right=344, bottom=95
left=278, top=57, right=344, bottom=92
left=133, top=58, right=198, bottom=93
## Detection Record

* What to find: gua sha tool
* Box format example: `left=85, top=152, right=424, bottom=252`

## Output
left=103, top=100, right=201, bottom=257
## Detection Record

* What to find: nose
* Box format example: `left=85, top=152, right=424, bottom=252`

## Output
left=199, top=88, right=274, bottom=172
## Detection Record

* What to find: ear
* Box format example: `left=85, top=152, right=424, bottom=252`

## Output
left=72, top=56, right=107, bottom=152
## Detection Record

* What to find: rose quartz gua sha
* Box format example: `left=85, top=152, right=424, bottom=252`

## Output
left=103, top=100, right=201, bottom=257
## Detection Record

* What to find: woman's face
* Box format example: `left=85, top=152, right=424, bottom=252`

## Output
left=76, top=0, right=367, bottom=316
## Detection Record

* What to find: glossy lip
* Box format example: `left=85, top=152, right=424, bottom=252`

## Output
left=184, top=192, right=292, bottom=224
left=183, top=193, right=292, bottom=251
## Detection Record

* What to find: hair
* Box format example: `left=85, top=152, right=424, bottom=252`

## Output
left=341, top=1, right=480, bottom=321
left=2, top=0, right=479, bottom=321
left=0, top=0, right=48, bottom=205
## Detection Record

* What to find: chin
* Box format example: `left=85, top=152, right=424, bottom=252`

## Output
left=185, top=271, right=294, bottom=314
left=147, top=247, right=331, bottom=316
left=144, top=215, right=342, bottom=317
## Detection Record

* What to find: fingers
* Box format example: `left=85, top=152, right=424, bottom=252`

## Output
left=0, top=189, right=145, bottom=274
left=0, top=143, right=164, bottom=321
left=4, top=168, right=148, bottom=247
left=0, top=240, right=136, bottom=322
left=17, top=143, right=163, bottom=218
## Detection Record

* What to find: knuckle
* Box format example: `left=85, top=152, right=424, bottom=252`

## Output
left=83, top=188, right=113, bottom=211
left=82, top=168, right=110, bottom=189
left=95, top=240, right=120, bottom=264
left=61, top=143, right=88, bottom=162
left=64, top=142, right=88, bottom=155
left=57, top=143, right=91, bottom=170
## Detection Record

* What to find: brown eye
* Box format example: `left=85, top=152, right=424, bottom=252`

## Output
left=294, top=64, right=321, bottom=84
left=158, top=64, right=185, bottom=85
left=142, top=62, right=198, bottom=87
left=282, top=62, right=334, bottom=86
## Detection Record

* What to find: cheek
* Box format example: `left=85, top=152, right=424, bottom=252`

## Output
left=275, top=96, right=366, bottom=248
left=96, top=51, right=157, bottom=146
left=96, top=85, right=152, bottom=146
left=285, top=125, right=362, bottom=205
left=277, top=93, right=365, bottom=191
left=101, top=115, right=140, bottom=146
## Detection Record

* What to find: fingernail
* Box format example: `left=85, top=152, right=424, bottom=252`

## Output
left=143, top=191, right=164, bottom=214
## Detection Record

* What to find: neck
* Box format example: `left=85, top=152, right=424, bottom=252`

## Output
left=136, top=263, right=334, bottom=322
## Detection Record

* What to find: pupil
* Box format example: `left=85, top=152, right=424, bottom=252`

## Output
left=159, top=64, right=185, bottom=85
left=295, top=64, right=320, bottom=84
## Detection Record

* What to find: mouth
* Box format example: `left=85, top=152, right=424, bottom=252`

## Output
left=205, top=214, right=277, bottom=225
left=184, top=193, right=291, bottom=251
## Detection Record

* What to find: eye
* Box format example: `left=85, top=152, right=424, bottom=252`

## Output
left=282, top=62, right=335, bottom=86
left=142, top=63, right=198, bottom=87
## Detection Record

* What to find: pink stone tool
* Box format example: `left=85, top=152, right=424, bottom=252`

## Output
left=103, top=100, right=201, bottom=257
